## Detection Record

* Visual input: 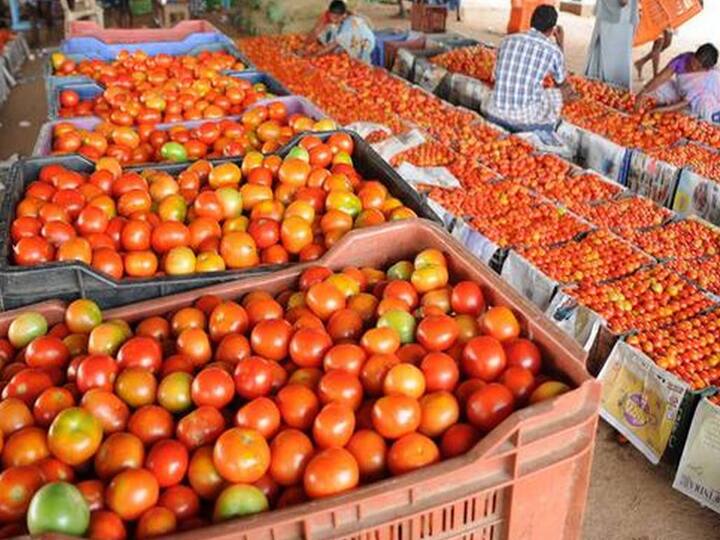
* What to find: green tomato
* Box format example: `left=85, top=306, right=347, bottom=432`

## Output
left=326, top=190, right=362, bottom=217
left=378, top=309, right=417, bottom=344
left=158, top=372, right=193, bottom=413
left=333, top=151, right=353, bottom=166
left=213, top=484, right=268, bottom=522
left=386, top=261, right=414, bottom=281
left=160, top=142, right=188, bottom=162
left=287, top=146, right=310, bottom=162
left=8, top=312, right=48, bottom=348
left=27, top=482, right=89, bottom=536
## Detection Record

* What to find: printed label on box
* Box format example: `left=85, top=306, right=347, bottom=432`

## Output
left=578, top=130, right=628, bottom=183
left=673, top=397, right=720, bottom=513
left=500, top=251, right=558, bottom=311
left=395, top=162, right=461, bottom=190
left=413, top=60, right=448, bottom=94
left=599, top=341, right=689, bottom=464
left=673, top=169, right=720, bottom=226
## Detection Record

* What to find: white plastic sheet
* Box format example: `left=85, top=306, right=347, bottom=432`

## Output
left=395, top=162, right=461, bottom=190
left=450, top=219, right=501, bottom=265
left=626, top=150, right=680, bottom=208
left=370, top=129, right=426, bottom=163
left=500, top=251, right=558, bottom=311
left=544, top=289, right=603, bottom=353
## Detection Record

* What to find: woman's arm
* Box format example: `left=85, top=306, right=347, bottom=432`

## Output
left=650, top=99, right=689, bottom=114
left=638, top=64, right=674, bottom=97
left=305, top=17, right=327, bottom=45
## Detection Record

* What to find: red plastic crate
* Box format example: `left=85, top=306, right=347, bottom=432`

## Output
left=2, top=220, right=600, bottom=540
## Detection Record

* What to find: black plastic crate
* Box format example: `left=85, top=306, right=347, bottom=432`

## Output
left=0, top=130, right=442, bottom=310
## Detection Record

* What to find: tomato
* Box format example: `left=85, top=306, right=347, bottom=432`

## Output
left=47, top=407, right=102, bottom=466
left=25, top=336, right=70, bottom=369
left=36, top=457, right=74, bottom=483
left=76, top=479, right=104, bottom=512
left=215, top=334, right=251, bottom=365
left=188, top=446, right=225, bottom=500
left=418, top=391, right=459, bottom=438
left=158, top=485, right=200, bottom=521
left=145, top=439, right=188, bottom=489
left=191, top=367, right=234, bottom=408
left=0, top=465, right=44, bottom=521
left=420, top=352, right=459, bottom=392
left=268, top=429, right=314, bottom=486
left=250, top=319, right=292, bottom=361
left=499, top=366, right=536, bottom=401
left=480, top=306, right=520, bottom=342
left=387, top=433, right=440, bottom=476
left=360, top=353, right=400, bottom=395
left=371, top=395, right=421, bottom=439
left=91, top=249, right=124, bottom=280
left=231, top=356, right=273, bottom=400
left=129, top=405, right=174, bottom=446
left=155, top=372, right=192, bottom=414
left=440, top=423, right=481, bottom=458
left=289, top=327, right=332, bottom=368
left=106, top=468, right=159, bottom=521
left=466, top=383, right=515, bottom=432
left=176, top=406, right=225, bottom=450
left=3, top=369, right=53, bottom=405
left=213, top=428, right=270, bottom=483
left=305, top=282, right=346, bottom=321
left=81, top=389, right=129, bottom=434
left=219, top=231, right=258, bottom=269
left=172, top=308, right=206, bottom=335
left=504, top=338, right=542, bottom=375
left=317, top=370, right=363, bottom=410
left=276, top=384, right=320, bottom=430
left=75, top=354, right=118, bottom=393
left=344, top=430, right=386, bottom=481
left=27, top=481, right=90, bottom=536
left=33, top=387, right=75, bottom=427
left=88, top=510, right=126, bottom=540
left=303, top=448, right=358, bottom=499
left=235, top=397, right=281, bottom=439
left=323, top=344, right=366, bottom=376
left=94, top=432, right=145, bottom=480
left=450, top=281, right=486, bottom=316
left=326, top=308, right=363, bottom=342
left=117, top=336, right=162, bottom=373
left=176, top=328, right=212, bottom=367
left=208, top=301, right=248, bottom=342
left=0, top=398, right=32, bottom=438
left=8, top=312, right=48, bottom=349
left=461, top=336, right=507, bottom=382
left=213, top=484, right=268, bottom=523
left=312, top=402, right=355, bottom=449
left=361, top=327, right=400, bottom=356
left=383, top=363, right=426, bottom=399
left=415, top=314, right=458, bottom=352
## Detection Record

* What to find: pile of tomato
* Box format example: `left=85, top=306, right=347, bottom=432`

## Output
left=50, top=100, right=335, bottom=164
left=0, top=248, right=571, bottom=538
left=12, top=132, right=419, bottom=278
left=57, top=75, right=283, bottom=126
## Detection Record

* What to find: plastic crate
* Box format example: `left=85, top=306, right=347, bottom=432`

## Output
left=34, top=96, right=327, bottom=157
left=60, top=30, right=234, bottom=59
left=45, top=42, right=253, bottom=95
left=634, top=0, right=703, bottom=46
left=47, top=70, right=292, bottom=120
left=1, top=220, right=599, bottom=540
left=0, top=130, right=443, bottom=310
left=67, top=20, right=225, bottom=43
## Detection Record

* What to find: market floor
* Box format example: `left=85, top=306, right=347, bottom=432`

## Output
left=0, top=8, right=719, bottom=539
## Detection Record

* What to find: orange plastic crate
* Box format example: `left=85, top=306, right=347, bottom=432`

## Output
left=0, top=220, right=601, bottom=540
left=635, top=0, right=702, bottom=46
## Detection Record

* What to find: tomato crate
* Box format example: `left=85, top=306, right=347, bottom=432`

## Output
left=66, top=20, right=226, bottom=44
left=0, top=220, right=600, bottom=540
left=33, top=96, right=326, bottom=158
left=0, top=130, right=442, bottom=310
left=411, top=2, right=448, bottom=34
left=47, top=70, right=292, bottom=121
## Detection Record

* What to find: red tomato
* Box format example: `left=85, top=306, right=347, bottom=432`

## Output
left=269, top=429, right=314, bottom=487
left=117, top=336, right=162, bottom=373
left=450, top=281, right=486, bottom=316
left=466, top=383, right=515, bottom=432
left=461, top=336, right=507, bottom=382
left=504, top=338, right=542, bottom=375
left=146, top=439, right=189, bottom=488
left=303, top=448, right=359, bottom=499
left=191, top=367, right=234, bottom=408
left=233, top=357, right=274, bottom=400
left=499, top=366, right=536, bottom=401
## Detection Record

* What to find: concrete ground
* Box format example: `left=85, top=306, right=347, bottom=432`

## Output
left=0, top=4, right=719, bottom=538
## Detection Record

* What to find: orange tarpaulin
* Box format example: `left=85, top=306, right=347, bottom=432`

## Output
left=634, top=0, right=702, bottom=46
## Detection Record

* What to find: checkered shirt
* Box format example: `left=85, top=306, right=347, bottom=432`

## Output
left=492, top=29, right=566, bottom=123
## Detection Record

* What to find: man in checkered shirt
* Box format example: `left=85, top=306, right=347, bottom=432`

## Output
left=487, top=5, right=575, bottom=132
